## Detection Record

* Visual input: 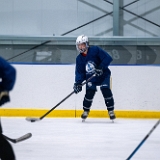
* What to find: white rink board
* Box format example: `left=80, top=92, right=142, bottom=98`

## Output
left=5, top=64, right=160, bottom=111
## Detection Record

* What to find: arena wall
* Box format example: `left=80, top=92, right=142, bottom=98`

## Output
left=0, top=64, right=160, bottom=118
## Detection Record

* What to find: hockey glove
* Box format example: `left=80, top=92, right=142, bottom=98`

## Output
left=0, top=91, right=10, bottom=107
left=73, top=83, right=82, bottom=94
left=95, top=68, right=103, bottom=77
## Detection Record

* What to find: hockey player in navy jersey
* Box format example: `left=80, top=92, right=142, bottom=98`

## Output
left=73, top=35, right=116, bottom=121
left=0, top=57, right=16, bottom=160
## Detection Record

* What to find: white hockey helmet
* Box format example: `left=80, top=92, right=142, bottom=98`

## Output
left=76, top=35, right=89, bottom=53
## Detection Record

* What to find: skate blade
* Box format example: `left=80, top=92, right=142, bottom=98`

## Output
left=111, top=119, right=116, bottom=123
left=82, top=119, right=86, bottom=122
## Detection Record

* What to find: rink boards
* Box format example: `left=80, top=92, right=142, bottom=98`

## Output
left=0, top=64, right=160, bottom=119
left=0, top=109, right=160, bottom=118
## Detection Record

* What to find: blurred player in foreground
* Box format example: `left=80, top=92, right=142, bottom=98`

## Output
left=0, top=57, right=16, bottom=160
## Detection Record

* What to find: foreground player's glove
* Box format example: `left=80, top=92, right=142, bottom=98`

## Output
left=95, top=68, right=103, bottom=77
left=73, top=83, right=82, bottom=94
left=0, top=91, right=10, bottom=106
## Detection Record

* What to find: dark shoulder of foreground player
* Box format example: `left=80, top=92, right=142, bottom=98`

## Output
left=0, top=56, right=16, bottom=160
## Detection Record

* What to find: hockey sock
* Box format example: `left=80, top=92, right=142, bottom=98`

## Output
left=101, top=88, right=114, bottom=111
left=83, top=89, right=96, bottom=111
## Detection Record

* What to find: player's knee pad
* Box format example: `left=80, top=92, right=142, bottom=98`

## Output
left=101, top=88, right=114, bottom=110
left=83, top=89, right=96, bottom=110
left=101, top=88, right=113, bottom=98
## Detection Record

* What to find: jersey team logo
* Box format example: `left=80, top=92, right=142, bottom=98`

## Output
left=86, top=61, right=96, bottom=74
left=87, top=82, right=92, bottom=87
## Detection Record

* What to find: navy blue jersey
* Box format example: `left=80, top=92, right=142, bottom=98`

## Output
left=0, top=57, right=16, bottom=91
left=75, top=46, right=112, bottom=84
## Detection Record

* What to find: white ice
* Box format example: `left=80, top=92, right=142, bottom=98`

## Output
left=1, top=117, right=160, bottom=160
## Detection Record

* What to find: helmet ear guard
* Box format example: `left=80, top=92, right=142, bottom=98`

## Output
left=76, top=35, right=89, bottom=53
left=86, top=41, right=89, bottom=47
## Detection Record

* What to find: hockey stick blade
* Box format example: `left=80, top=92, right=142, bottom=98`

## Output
left=26, top=117, right=41, bottom=123
left=3, top=133, right=32, bottom=143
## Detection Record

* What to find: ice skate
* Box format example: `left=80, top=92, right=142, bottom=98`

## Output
left=108, top=110, right=116, bottom=123
left=81, top=111, right=89, bottom=122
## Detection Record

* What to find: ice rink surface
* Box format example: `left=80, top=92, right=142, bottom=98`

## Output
left=1, top=117, right=160, bottom=160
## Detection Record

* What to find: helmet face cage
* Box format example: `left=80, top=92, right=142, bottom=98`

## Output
left=76, top=35, right=89, bottom=53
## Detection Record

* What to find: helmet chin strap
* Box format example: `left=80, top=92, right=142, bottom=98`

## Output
left=80, top=49, right=88, bottom=57
left=80, top=48, right=87, bottom=53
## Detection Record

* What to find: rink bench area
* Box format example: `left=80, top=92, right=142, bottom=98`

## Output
left=0, top=109, right=160, bottom=119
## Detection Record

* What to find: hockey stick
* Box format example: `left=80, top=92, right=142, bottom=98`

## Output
left=126, top=119, right=160, bottom=160
left=26, top=74, right=96, bottom=123
left=2, top=133, right=32, bottom=143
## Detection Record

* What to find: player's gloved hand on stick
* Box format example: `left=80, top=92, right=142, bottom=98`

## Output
left=0, top=91, right=10, bottom=106
left=73, top=83, right=82, bottom=94
left=95, top=68, right=103, bottom=77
